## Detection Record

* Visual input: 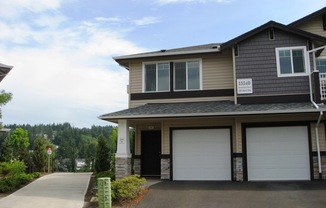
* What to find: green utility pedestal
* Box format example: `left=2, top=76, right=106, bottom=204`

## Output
left=98, top=177, right=111, bottom=208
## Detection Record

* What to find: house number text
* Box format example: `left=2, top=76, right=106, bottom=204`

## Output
left=237, top=78, right=253, bottom=94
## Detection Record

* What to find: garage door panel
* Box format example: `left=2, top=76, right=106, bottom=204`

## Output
left=247, top=126, right=310, bottom=181
left=173, top=129, right=231, bottom=181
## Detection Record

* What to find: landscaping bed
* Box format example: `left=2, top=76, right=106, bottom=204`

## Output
left=83, top=174, right=148, bottom=208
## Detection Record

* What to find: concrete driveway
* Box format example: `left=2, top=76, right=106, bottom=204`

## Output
left=137, top=181, right=326, bottom=208
left=0, top=172, right=91, bottom=208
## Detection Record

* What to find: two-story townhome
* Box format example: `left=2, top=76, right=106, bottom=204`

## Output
left=100, top=7, right=326, bottom=181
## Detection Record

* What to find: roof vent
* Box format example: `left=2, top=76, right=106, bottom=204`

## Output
left=211, top=45, right=219, bottom=49
left=160, top=49, right=166, bottom=52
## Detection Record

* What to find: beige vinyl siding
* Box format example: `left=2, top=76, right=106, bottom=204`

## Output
left=128, top=50, right=234, bottom=108
left=129, top=61, right=143, bottom=94
left=294, top=16, right=326, bottom=57
left=130, top=96, right=234, bottom=108
left=202, top=50, right=233, bottom=90
left=310, top=123, right=326, bottom=151
left=295, top=16, right=326, bottom=38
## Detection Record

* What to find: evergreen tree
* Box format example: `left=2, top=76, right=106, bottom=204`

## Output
left=95, top=134, right=110, bottom=173
left=33, top=136, right=48, bottom=172
left=0, top=135, right=14, bottom=161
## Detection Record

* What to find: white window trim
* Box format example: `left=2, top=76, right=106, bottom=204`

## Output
left=142, top=58, right=202, bottom=92
left=275, top=46, right=309, bottom=77
left=142, top=62, right=170, bottom=93
left=173, top=59, right=202, bottom=92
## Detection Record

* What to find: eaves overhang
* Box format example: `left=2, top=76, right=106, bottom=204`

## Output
left=0, top=63, right=13, bottom=82
left=113, top=43, right=221, bottom=69
left=288, top=7, right=326, bottom=27
left=99, top=101, right=323, bottom=123
left=221, top=21, right=326, bottom=50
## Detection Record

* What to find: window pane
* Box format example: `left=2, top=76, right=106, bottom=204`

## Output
left=145, top=64, right=156, bottom=92
left=317, top=59, right=326, bottom=73
left=158, top=63, right=169, bottom=91
left=292, top=49, right=305, bottom=73
left=279, top=50, right=292, bottom=74
left=188, top=61, right=200, bottom=90
left=175, top=62, right=186, bottom=90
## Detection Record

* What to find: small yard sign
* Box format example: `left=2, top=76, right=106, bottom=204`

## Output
left=237, top=78, right=253, bottom=94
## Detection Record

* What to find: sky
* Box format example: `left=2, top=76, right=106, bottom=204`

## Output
left=0, top=0, right=325, bottom=128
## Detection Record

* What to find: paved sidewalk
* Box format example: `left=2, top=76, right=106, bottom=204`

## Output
left=0, top=172, right=92, bottom=208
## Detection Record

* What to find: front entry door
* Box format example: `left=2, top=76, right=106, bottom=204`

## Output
left=141, top=131, right=161, bottom=177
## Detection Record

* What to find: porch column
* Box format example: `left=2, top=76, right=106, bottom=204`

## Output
left=115, top=120, right=132, bottom=179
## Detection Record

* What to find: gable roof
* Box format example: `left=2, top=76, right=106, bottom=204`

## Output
left=99, top=101, right=323, bottom=123
left=0, top=63, right=13, bottom=82
left=113, top=43, right=221, bottom=69
left=114, top=19, right=326, bottom=69
left=220, top=20, right=326, bottom=50
left=288, top=7, right=326, bottom=27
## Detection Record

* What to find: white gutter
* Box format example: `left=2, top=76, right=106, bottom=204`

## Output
left=307, top=45, right=326, bottom=180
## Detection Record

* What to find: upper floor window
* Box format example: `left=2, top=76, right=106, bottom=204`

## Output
left=144, top=63, right=170, bottom=92
left=317, top=58, right=326, bottom=73
left=174, top=60, right=201, bottom=91
left=275, top=46, right=308, bottom=77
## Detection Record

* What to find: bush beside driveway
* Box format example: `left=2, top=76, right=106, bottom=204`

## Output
left=137, top=181, right=326, bottom=208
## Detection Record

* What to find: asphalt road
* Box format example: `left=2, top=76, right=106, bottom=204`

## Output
left=0, top=172, right=92, bottom=208
left=137, top=180, right=326, bottom=208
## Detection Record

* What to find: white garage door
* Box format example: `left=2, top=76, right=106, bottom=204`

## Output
left=172, top=128, right=231, bottom=180
left=246, top=126, right=310, bottom=181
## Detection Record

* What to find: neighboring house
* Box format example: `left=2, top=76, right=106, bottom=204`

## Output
left=0, top=63, right=13, bottom=132
left=100, top=7, right=326, bottom=181
left=0, top=63, right=12, bottom=83
left=75, top=158, right=87, bottom=171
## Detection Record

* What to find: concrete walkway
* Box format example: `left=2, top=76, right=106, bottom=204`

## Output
left=0, top=172, right=92, bottom=208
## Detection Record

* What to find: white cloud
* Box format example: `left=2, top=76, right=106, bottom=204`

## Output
left=0, top=0, right=66, bottom=18
left=34, top=13, right=67, bottom=27
left=0, top=2, right=147, bottom=127
left=133, top=16, right=161, bottom=26
left=156, top=0, right=232, bottom=5
left=95, top=17, right=122, bottom=23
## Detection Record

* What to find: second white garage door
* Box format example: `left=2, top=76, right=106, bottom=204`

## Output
left=172, top=128, right=231, bottom=180
left=246, top=126, right=310, bottom=181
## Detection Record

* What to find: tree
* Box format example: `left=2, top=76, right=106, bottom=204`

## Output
left=0, top=90, right=12, bottom=129
left=95, top=134, right=110, bottom=173
left=33, top=136, right=48, bottom=172
left=10, top=128, right=30, bottom=160
left=0, top=135, right=14, bottom=162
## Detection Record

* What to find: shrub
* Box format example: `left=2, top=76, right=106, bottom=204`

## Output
left=111, top=175, right=146, bottom=202
left=0, top=162, right=11, bottom=175
left=13, top=173, right=33, bottom=185
left=8, top=160, right=26, bottom=175
left=96, top=171, right=115, bottom=180
left=0, top=161, right=26, bottom=177
left=31, top=172, right=41, bottom=178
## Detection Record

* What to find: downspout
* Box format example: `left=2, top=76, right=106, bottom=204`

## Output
left=307, top=45, right=326, bottom=180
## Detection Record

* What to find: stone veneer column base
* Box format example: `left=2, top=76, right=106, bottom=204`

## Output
left=161, top=158, right=170, bottom=180
left=133, top=158, right=141, bottom=175
left=313, top=156, right=326, bottom=180
left=233, top=157, right=243, bottom=181
left=115, top=157, right=131, bottom=180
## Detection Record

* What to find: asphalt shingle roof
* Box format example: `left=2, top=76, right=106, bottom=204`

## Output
left=99, top=101, right=324, bottom=121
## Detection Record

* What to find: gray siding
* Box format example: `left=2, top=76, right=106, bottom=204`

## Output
left=235, top=29, right=310, bottom=97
